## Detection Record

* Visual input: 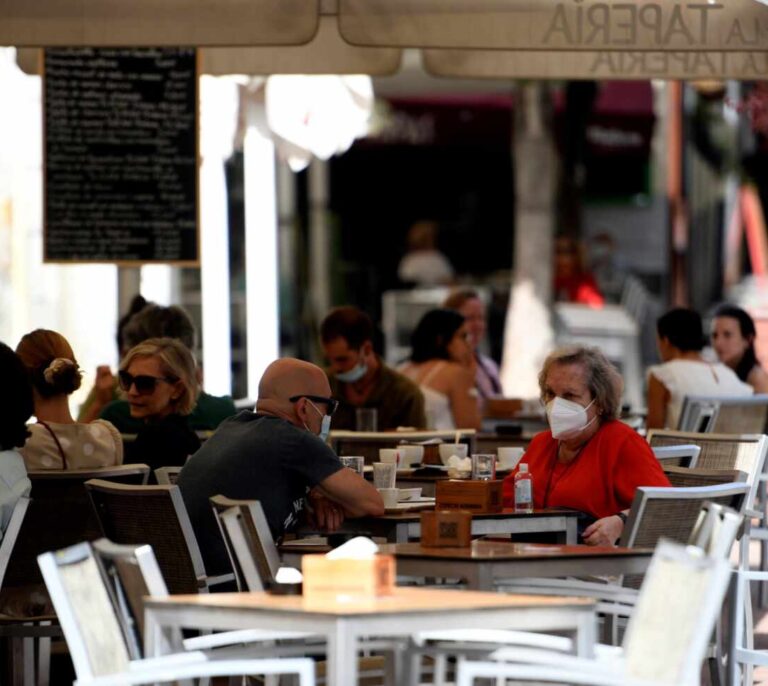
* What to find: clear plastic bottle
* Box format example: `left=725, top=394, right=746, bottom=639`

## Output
left=514, top=463, right=533, bottom=513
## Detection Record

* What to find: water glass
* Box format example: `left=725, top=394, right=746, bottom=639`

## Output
left=340, top=455, right=365, bottom=476
left=373, top=462, right=397, bottom=489
left=471, top=453, right=496, bottom=481
left=355, top=407, right=378, bottom=432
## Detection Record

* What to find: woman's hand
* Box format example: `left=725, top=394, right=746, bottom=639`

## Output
left=582, top=515, right=624, bottom=546
left=94, top=365, right=116, bottom=403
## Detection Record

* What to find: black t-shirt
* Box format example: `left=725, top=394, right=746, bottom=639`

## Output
left=177, top=411, right=343, bottom=577
left=124, top=413, right=201, bottom=472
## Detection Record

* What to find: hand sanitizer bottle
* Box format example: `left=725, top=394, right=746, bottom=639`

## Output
left=514, top=463, right=533, bottom=513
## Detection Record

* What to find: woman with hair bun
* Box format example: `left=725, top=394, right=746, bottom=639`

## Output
left=15, top=329, right=123, bottom=470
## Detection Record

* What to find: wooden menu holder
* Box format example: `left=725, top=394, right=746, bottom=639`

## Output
left=421, top=510, right=472, bottom=547
left=435, top=480, right=504, bottom=513
left=302, top=554, right=395, bottom=601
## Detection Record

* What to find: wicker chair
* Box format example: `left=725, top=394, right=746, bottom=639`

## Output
left=663, top=466, right=748, bottom=489
left=85, top=480, right=231, bottom=594
left=677, top=395, right=768, bottom=434
left=652, top=444, right=701, bottom=468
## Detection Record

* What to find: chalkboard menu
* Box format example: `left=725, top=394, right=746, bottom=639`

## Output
left=44, top=48, right=199, bottom=264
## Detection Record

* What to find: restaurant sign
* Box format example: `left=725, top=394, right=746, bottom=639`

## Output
left=340, top=0, right=768, bottom=52
left=423, top=48, right=768, bottom=80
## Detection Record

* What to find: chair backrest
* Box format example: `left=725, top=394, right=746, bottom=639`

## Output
left=646, top=430, right=768, bottom=510
left=85, top=479, right=207, bottom=594
left=687, top=503, right=743, bottom=560
left=329, top=429, right=477, bottom=465
left=38, top=542, right=132, bottom=682
left=153, top=466, right=182, bottom=485
left=91, top=538, right=171, bottom=660
left=623, top=539, right=731, bottom=685
left=621, top=483, right=750, bottom=549
left=210, top=496, right=281, bottom=591
left=652, top=444, right=701, bottom=468
left=2, top=466, right=150, bottom=589
left=677, top=395, right=768, bottom=434
left=209, top=495, right=247, bottom=591
left=0, top=496, right=29, bottom=589
left=663, top=466, right=748, bottom=489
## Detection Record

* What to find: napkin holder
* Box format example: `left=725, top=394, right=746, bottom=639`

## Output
left=302, top=554, right=395, bottom=601
left=421, top=510, right=472, bottom=547
left=435, top=479, right=504, bottom=513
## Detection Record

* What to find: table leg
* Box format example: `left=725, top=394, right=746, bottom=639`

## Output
left=395, top=523, right=409, bottom=543
left=564, top=516, right=578, bottom=545
left=143, top=610, right=176, bottom=658
left=328, top=619, right=358, bottom=686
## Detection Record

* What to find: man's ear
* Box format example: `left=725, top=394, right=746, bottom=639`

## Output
left=361, top=341, right=374, bottom=357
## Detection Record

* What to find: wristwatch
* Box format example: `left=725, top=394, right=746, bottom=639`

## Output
left=616, top=512, right=628, bottom=525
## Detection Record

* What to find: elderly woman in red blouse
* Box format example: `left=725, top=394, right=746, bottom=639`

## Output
left=503, top=345, right=669, bottom=546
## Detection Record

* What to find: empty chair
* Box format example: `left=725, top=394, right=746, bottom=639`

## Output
left=677, top=395, right=768, bottom=433
left=209, top=495, right=281, bottom=592
left=85, top=479, right=230, bottom=594
left=652, top=444, right=701, bottom=468
left=663, top=466, right=747, bottom=489
left=37, top=541, right=315, bottom=686
left=455, top=539, right=732, bottom=686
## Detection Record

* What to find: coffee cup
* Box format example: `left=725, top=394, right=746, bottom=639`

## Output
left=378, top=487, right=399, bottom=508
left=398, top=445, right=424, bottom=467
left=378, top=448, right=400, bottom=466
left=438, top=443, right=468, bottom=465
left=497, top=447, right=525, bottom=470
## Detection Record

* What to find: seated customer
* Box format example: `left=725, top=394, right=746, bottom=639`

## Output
left=0, top=343, right=32, bottom=537
left=399, top=309, right=481, bottom=430
left=16, top=329, right=122, bottom=470
left=120, top=337, right=201, bottom=470
left=711, top=304, right=768, bottom=394
left=80, top=301, right=236, bottom=432
left=320, top=306, right=426, bottom=430
left=647, top=308, right=752, bottom=430
left=503, top=345, right=669, bottom=546
left=178, top=358, right=384, bottom=577
left=443, top=289, right=503, bottom=402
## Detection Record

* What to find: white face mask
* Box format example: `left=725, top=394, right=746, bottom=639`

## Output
left=545, top=396, right=597, bottom=440
left=305, top=400, right=332, bottom=443
left=335, top=357, right=367, bottom=383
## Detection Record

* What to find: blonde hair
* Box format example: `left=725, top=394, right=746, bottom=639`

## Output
left=538, top=345, right=623, bottom=420
left=120, top=337, right=199, bottom=416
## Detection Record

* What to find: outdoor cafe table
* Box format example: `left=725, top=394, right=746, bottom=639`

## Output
left=144, top=587, right=597, bottom=686
left=377, top=540, right=654, bottom=591
left=345, top=507, right=581, bottom=543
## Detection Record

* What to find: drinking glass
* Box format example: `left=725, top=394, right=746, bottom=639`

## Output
left=373, top=462, right=397, bottom=489
left=355, top=407, right=378, bottom=432
left=471, top=453, right=496, bottom=481
left=340, top=455, right=365, bottom=476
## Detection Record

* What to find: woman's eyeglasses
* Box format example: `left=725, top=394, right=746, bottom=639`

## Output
left=118, top=371, right=176, bottom=395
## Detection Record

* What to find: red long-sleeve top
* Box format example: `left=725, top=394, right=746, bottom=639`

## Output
left=502, top=420, right=670, bottom=518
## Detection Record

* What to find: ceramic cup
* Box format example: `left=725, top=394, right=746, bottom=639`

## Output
left=438, top=443, right=469, bottom=465
left=398, top=445, right=424, bottom=468
left=497, top=447, right=525, bottom=470
left=378, top=487, right=399, bottom=508
left=378, top=448, right=400, bottom=466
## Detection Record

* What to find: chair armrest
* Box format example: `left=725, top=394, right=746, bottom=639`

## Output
left=413, top=629, right=573, bottom=653
left=205, top=573, right=236, bottom=588
left=182, top=629, right=317, bottom=651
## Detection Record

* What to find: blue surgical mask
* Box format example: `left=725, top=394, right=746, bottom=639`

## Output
left=335, top=358, right=367, bottom=383
left=305, top=399, right=332, bottom=443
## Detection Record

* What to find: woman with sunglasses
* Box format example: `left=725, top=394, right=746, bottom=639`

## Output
left=15, top=329, right=123, bottom=469
left=119, top=337, right=201, bottom=470
left=398, top=309, right=482, bottom=430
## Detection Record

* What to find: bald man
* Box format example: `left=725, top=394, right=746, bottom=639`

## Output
left=178, top=358, right=384, bottom=578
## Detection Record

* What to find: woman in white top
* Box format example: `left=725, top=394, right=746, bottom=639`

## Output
left=647, top=308, right=753, bottom=429
left=399, top=309, right=481, bottom=430
left=16, top=329, right=123, bottom=470
left=0, top=342, right=32, bottom=539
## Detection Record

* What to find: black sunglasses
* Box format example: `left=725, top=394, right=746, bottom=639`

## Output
left=289, top=394, right=339, bottom=416
left=118, top=370, right=177, bottom=395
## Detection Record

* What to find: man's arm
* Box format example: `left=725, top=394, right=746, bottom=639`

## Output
left=316, top=469, right=385, bottom=517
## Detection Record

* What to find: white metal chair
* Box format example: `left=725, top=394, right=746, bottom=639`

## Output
left=37, top=541, right=315, bottom=686
left=652, top=444, right=701, bottom=468
left=153, top=466, right=182, bottom=485
left=455, top=539, right=732, bottom=686
left=677, top=395, right=768, bottom=434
